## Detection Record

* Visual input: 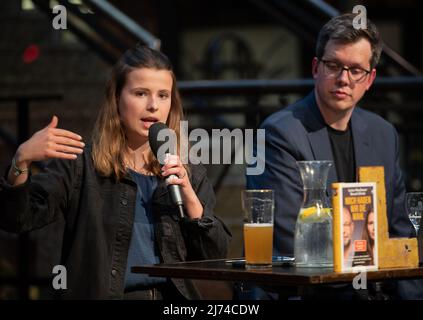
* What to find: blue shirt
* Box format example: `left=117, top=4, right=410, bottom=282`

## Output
left=124, top=170, right=167, bottom=290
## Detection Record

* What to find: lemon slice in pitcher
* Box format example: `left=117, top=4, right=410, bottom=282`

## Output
left=299, top=206, right=332, bottom=223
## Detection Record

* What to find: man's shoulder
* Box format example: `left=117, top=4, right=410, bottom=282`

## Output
left=261, top=97, right=308, bottom=132
left=355, top=107, right=396, bottom=132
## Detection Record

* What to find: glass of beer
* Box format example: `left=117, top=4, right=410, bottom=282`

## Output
left=242, top=190, right=274, bottom=269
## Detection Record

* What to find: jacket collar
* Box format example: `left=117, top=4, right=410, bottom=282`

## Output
left=302, top=91, right=371, bottom=186
left=350, top=108, right=371, bottom=169
left=122, top=171, right=170, bottom=201
left=303, top=91, right=337, bottom=186
left=153, top=178, right=170, bottom=201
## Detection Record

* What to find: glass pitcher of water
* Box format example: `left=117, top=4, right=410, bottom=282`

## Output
left=294, top=160, right=333, bottom=268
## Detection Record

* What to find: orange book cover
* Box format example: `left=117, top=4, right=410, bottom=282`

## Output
left=332, top=182, right=378, bottom=272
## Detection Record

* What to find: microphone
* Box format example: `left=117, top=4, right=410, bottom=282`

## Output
left=148, top=122, right=185, bottom=218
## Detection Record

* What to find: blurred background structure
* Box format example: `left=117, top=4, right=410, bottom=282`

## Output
left=0, top=0, right=422, bottom=299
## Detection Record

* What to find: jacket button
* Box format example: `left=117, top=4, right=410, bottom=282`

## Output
left=121, top=199, right=128, bottom=206
left=111, top=269, right=117, bottom=277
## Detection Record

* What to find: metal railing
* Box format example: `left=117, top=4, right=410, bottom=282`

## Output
left=178, top=76, right=423, bottom=95
left=32, top=0, right=161, bottom=64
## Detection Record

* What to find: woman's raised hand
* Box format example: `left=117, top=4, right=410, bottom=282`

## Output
left=15, top=115, right=85, bottom=166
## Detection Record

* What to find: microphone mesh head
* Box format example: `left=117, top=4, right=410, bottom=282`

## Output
left=148, top=122, right=176, bottom=164
left=148, top=122, right=168, bottom=156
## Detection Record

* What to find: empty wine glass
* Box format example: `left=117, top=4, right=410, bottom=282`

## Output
left=406, top=192, right=423, bottom=235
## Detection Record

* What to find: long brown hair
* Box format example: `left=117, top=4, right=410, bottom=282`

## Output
left=92, top=44, right=185, bottom=180
left=361, top=210, right=375, bottom=264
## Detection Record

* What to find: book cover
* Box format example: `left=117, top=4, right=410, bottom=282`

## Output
left=332, top=182, right=378, bottom=272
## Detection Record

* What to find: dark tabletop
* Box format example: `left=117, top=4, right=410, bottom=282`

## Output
left=131, top=258, right=423, bottom=286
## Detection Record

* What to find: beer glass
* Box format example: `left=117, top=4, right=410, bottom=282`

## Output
left=242, top=190, right=274, bottom=269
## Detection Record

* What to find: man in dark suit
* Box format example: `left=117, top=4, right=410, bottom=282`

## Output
left=247, top=13, right=421, bottom=299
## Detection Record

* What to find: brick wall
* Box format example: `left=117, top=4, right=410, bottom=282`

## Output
left=0, top=2, right=111, bottom=296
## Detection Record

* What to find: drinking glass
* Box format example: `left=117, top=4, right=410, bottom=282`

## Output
left=242, top=190, right=274, bottom=269
left=406, top=192, right=423, bottom=235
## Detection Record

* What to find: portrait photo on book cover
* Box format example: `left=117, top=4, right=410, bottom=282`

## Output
left=341, top=183, right=378, bottom=271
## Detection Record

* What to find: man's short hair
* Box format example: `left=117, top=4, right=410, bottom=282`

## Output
left=316, top=13, right=383, bottom=69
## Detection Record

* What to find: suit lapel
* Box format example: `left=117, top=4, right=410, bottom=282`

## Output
left=303, top=92, right=338, bottom=186
left=351, top=108, right=372, bottom=174
left=307, top=130, right=337, bottom=186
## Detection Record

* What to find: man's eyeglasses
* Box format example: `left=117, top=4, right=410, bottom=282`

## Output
left=319, top=59, right=371, bottom=83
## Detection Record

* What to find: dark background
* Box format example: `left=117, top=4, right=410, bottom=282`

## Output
left=0, top=0, right=422, bottom=299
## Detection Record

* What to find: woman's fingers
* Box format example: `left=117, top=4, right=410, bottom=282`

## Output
left=53, top=136, right=85, bottom=149
left=47, top=132, right=85, bottom=158
left=45, top=149, right=79, bottom=160
left=165, top=175, right=184, bottom=185
left=18, top=117, right=84, bottom=163
left=162, top=154, right=189, bottom=186
left=51, top=128, right=83, bottom=141
left=54, top=144, right=84, bottom=155
left=162, top=154, right=182, bottom=170
left=44, top=141, right=82, bottom=158
left=45, top=128, right=84, bottom=159
left=48, top=127, right=85, bottom=157
left=162, top=166, right=185, bottom=178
